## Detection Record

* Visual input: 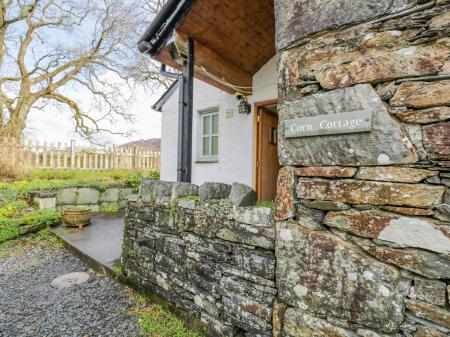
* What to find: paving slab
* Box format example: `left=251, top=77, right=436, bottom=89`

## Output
left=53, top=212, right=124, bottom=272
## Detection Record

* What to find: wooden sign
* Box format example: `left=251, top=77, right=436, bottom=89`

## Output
left=285, top=110, right=372, bottom=138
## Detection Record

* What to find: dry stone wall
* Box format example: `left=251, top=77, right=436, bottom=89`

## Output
left=122, top=180, right=276, bottom=337
left=275, top=0, right=450, bottom=336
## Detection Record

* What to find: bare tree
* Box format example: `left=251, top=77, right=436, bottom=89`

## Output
left=0, top=0, right=170, bottom=141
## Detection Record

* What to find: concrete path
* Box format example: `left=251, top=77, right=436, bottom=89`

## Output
left=52, top=212, right=124, bottom=272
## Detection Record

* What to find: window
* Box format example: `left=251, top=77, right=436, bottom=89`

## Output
left=197, top=108, right=219, bottom=162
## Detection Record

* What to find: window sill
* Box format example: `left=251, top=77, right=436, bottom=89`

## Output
left=195, top=158, right=218, bottom=163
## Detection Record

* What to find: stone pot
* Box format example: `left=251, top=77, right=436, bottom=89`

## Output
left=63, top=208, right=92, bottom=228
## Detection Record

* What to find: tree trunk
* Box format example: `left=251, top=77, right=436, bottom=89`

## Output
left=1, top=97, right=33, bottom=139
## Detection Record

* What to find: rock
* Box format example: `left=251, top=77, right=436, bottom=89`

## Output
left=56, top=188, right=78, bottom=205
left=216, top=222, right=275, bottom=250
left=405, top=300, right=450, bottom=329
left=177, top=198, right=197, bottom=210
left=198, top=182, right=232, bottom=201
left=233, top=207, right=274, bottom=227
left=316, top=44, right=449, bottom=89
left=228, top=183, right=257, bottom=207
left=232, top=248, right=275, bottom=280
left=296, top=166, right=356, bottom=177
left=297, top=204, right=325, bottom=229
left=278, top=84, right=417, bottom=166
left=390, top=107, right=450, bottom=124
left=414, top=277, right=447, bottom=307
left=76, top=188, right=100, bottom=205
left=323, top=209, right=450, bottom=253
left=356, top=167, right=437, bottom=183
left=118, top=188, right=134, bottom=200
left=429, top=10, right=450, bottom=29
left=404, top=124, right=428, bottom=160
left=412, top=327, right=448, bottom=337
left=300, top=84, right=320, bottom=95
left=275, top=0, right=414, bottom=50
left=303, top=200, right=350, bottom=211
left=272, top=300, right=287, bottom=337
left=356, top=328, right=394, bottom=337
left=381, top=206, right=434, bottom=216
left=222, top=296, right=273, bottom=333
left=391, top=81, right=450, bottom=109
left=222, top=291, right=272, bottom=322
left=154, top=181, right=175, bottom=199
left=99, top=188, right=120, bottom=203
left=284, top=308, right=357, bottom=337
left=139, top=178, right=156, bottom=196
left=274, top=167, right=296, bottom=220
left=297, top=179, right=444, bottom=208
left=423, top=122, right=450, bottom=161
left=352, top=237, right=450, bottom=279
left=171, top=182, right=199, bottom=199
left=376, top=81, right=397, bottom=101
left=434, top=204, right=450, bottom=221
left=219, top=276, right=276, bottom=307
left=276, top=222, right=404, bottom=332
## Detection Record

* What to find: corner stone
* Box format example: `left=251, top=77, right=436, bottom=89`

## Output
left=356, top=167, right=437, bottom=183
left=352, top=237, right=450, bottom=279
left=297, top=179, right=444, bottom=208
left=275, top=167, right=296, bottom=220
left=391, top=81, right=450, bottom=109
left=276, top=222, right=404, bottom=332
left=323, top=209, right=450, bottom=254
left=278, top=84, right=418, bottom=166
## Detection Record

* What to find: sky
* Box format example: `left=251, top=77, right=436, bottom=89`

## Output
left=5, top=0, right=164, bottom=147
left=25, top=82, right=164, bottom=147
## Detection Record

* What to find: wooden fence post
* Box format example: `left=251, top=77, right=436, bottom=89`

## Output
left=70, top=140, right=76, bottom=169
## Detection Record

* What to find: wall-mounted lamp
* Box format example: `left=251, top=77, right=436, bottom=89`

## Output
left=236, top=94, right=251, bottom=114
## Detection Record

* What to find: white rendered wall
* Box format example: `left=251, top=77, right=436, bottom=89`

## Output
left=159, top=55, right=278, bottom=187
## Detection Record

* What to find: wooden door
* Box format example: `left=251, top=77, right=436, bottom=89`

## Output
left=256, top=104, right=280, bottom=202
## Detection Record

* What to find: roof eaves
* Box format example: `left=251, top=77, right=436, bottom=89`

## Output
left=138, top=0, right=196, bottom=57
left=151, top=79, right=180, bottom=112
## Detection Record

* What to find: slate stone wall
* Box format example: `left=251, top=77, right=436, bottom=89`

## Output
left=122, top=180, right=276, bottom=337
left=275, top=0, right=450, bottom=336
left=53, top=185, right=133, bottom=212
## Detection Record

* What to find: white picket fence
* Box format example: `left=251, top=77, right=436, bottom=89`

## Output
left=0, top=138, right=160, bottom=171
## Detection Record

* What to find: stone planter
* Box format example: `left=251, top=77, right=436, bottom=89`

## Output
left=63, top=208, right=92, bottom=228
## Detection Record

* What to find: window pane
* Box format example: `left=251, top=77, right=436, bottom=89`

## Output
left=203, top=137, right=210, bottom=156
left=212, top=114, right=219, bottom=134
left=211, top=136, right=218, bottom=156
left=203, top=116, right=211, bottom=135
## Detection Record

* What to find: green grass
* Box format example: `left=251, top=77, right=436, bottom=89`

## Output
left=0, top=208, right=61, bottom=243
left=0, top=168, right=159, bottom=243
left=181, top=195, right=200, bottom=202
left=0, top=227, right=63, bottom=259
left=256, top=200, right=275, bottom=209
left=137, top=305, right=200, bottom=337
left=100, top=205, right=120, bottom=213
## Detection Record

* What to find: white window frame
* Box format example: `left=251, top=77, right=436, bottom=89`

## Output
left=196, top=107, right=219, bottom=162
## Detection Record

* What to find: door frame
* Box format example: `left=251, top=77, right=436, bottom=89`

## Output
left=253, top=99, right=278, bottom=201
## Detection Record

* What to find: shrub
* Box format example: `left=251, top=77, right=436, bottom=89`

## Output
left=148, top=169, right=160, bottom=180
left=124, top=172, right=144, bottom=193
left=0, top=209, right=61, bottom=243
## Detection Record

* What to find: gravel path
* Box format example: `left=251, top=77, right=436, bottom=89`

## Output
left=0, top=243, right=140, bottom=337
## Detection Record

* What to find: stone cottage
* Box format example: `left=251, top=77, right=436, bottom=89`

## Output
left=122, top=1, right=450, bottom=336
